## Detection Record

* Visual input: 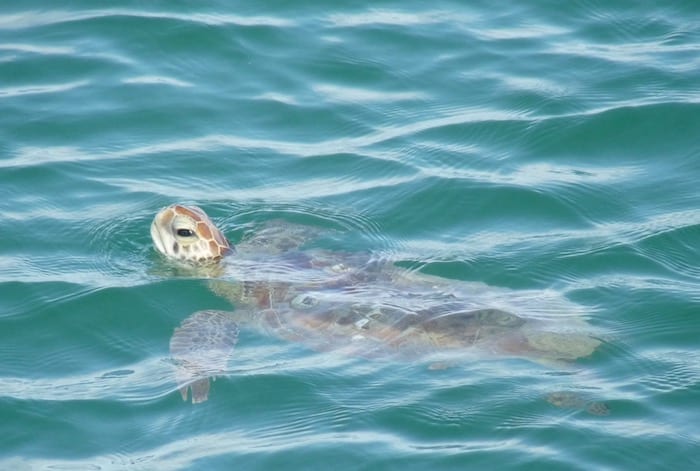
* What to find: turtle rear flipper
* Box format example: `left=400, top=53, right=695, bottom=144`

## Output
left=180, top=378, right=211, bottom=404
left=169, top=310, right=239, bottom=403
left=547, top=391, right=610, bottom=416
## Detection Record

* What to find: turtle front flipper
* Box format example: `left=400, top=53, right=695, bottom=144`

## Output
left=169, top=310, right=239, bottom=403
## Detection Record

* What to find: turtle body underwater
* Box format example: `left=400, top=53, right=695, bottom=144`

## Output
left=151, top=204, right=605, bottom=411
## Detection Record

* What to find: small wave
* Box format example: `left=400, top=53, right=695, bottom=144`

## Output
left=0, top=9, right=294, bottom=31
left=558, top=209, right=700, bottom=259
left=312, top=83, right=427, bottom=104
left=0, top=80, right=89, bottom=98
left=0, top=357, right=174, bottom=403
left=122, top=75, right=193, bottom=88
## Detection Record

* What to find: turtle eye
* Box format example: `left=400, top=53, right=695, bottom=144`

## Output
left=177, top=228, right=195, bottom=237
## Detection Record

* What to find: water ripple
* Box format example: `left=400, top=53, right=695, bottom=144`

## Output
left=638, top=351, right=700, bottom=394
left=0, top=358, right=173, bottom=403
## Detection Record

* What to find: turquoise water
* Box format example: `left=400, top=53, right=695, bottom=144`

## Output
left=2, top=1, right=699, bottom=469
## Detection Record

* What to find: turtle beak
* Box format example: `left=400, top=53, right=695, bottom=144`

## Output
left=150, top=219, right=169, bottom=257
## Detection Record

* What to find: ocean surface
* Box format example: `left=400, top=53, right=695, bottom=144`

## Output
left=1, top=1, right=699, bottom=469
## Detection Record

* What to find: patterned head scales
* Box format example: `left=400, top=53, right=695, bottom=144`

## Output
left=151, top=204, right=232, bottom=264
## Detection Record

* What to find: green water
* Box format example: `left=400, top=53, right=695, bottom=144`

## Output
left=1, top=1, right=699, bottom=469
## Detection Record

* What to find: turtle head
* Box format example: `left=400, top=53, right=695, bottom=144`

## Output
left=151, top=204, right=232, bottom=264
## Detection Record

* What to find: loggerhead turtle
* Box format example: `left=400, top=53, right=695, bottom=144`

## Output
left=151, top=204, right=605, bottom=410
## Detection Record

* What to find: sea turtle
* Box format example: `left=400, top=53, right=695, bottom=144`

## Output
left=151, top=204, right=604, bottom=408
